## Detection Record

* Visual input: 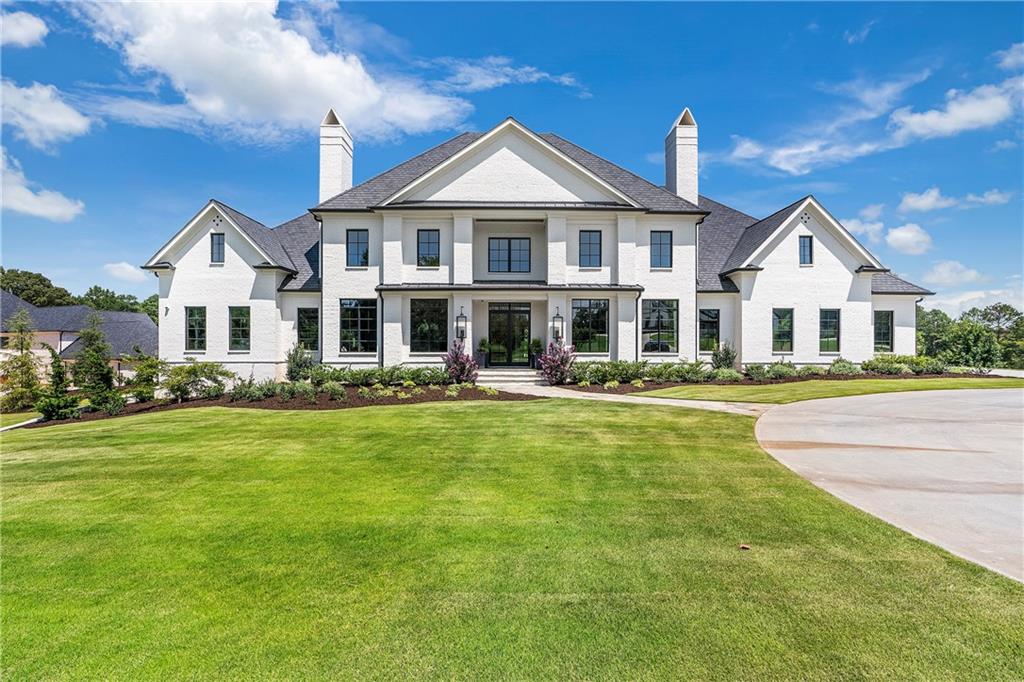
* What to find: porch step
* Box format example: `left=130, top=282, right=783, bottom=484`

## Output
left=476, top=368, right=547, bottom=387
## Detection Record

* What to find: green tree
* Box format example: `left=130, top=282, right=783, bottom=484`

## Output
left=940, top=320, right=1001, bottom=368
left=34, top=346, right=79, bottom=421
left=0, top=268, right=75, bottom=307
left=71, top=313, right=115, bottom=401
left=0, top=310, right=41, bottom=411
left=140, top=294, right=159, bottom=323
left=76, top=285, right=141, bottom=313
left=961, top=303, right=1023, bottom=342
left=916, top=305, right=952, bottom=357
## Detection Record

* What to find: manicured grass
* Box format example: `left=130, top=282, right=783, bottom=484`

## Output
left=641, top=376, right=1024, bottom=403
left=0, top=411, right=39, bottom=428
left=3, top=401, right=1021, bottom=679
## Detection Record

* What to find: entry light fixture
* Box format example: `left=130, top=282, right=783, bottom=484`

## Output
left=552, top=306, right=564, bottom=342
left=456, top=306, right=467, bottom=340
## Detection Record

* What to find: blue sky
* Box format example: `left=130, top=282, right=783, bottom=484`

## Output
left=2, top=1, right=1021, bottom=315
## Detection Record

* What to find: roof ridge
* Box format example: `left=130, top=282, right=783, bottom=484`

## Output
left=749, top=195, right=809, bottom=227
left=210, top=198, right=269, bottom=229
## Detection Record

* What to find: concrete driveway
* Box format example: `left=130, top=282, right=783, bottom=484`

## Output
left=756, top=389, right=1024, bottom=581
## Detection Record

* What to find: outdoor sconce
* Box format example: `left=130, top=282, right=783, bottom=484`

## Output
left=552, top=307, right=564, bottom=342
left=456, top=306, right=467, bottom=340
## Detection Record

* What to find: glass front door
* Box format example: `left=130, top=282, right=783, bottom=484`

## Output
left=488, top=303, right=531, bottom=366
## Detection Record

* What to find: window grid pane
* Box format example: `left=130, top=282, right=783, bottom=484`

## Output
left=185, top=306, right=206, bottom=351
left=346, top=229, right=369, bottom=267
left=340, top=299, right=377, bottom=353
left=509, top=238, right=530, bottom=272
left=819, top=309, right=840, bottom=353
left=699, top=308, right=720, bottom=352
left=651, top=231, right=672, bottom=268
left=229, top=306, right=250, bottom=351
left=571, top=299, right=609, bottom=353
left=417, top=229, right=440, bottom=267
left=488, top=238, right=508, bottom=272
left=874, top=310, right=894, bottom=352
left=642, top=299, right=678, bottom=353
left=297, top=308, right=319, bottom=351
left=772, top=308, right=793, bottom=352
left=488, top=237, right=531, bottom=273
left=579, top=230, right=601, bottom=268
left=410, top=299, right=448, bottom=352
left=210, top=234, right=225, bottom=263
left=800, top=235, right=814, bottom=265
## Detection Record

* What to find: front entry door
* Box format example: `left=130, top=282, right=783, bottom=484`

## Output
left=488, top=303, right=531, bottom=366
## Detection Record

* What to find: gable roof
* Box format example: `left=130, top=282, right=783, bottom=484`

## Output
left=719, top=196, right=809, bottom=274
left=209, top=200, right=296, bottom=272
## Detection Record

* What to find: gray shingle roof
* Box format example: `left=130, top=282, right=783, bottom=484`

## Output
left=211, top=200, right=296, bottom=272
left=275, top=213, right=320, bottom=291
left=696, top=196, right=756, bottom=292
left=719, top=196, right=809, bottom=274
left=871, top=272, right=934, bottom=295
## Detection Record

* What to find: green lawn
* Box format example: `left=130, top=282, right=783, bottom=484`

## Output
left=641, top=376, right=1024, bottom=403
left=0, top=411, right=39, bottom=428
left=3, top=401, right=1021, bottom=679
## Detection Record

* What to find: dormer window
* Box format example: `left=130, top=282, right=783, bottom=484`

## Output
left=210, top=233, right=225, bottom=263
left=799, top=235, right=813, bottom=265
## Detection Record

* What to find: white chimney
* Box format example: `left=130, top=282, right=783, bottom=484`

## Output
left=665, top=108, right=698, bottom=205
left=319, top=108, right=353, bottom=203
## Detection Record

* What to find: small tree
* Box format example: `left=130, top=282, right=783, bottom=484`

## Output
left=711, top=341, right=738, bottom=369
left=124, top=346, right=166, bottom=402
left=71, top=314, right=115, bottom=403
left=940, top=320, right=1001, bottom=369
left=34, top=346, right=79, bottom=421
left=538, top=341, right=576, bottom=385
left=442, top=339, right=479, bottom=384
left=285, top=343, right=317, bottom=381
left=916, top=305, right=952, bottom=357
left=0, top=310, right=41, bottom=411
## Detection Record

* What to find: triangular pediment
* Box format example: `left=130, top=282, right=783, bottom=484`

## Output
left=386, top=120, right=635, bottom=206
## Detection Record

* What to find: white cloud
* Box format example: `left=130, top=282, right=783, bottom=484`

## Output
left=842, top=218, right=885, bottom=244
left=964, top=189, right=1013, bottom=206
left=843, top=20, right=876, bottom=44
left=70, top=2, right=473, bottom=144
left=0, top=147, right=84, bottom=222
left=885, top=223, right=932, bottom=255
left=644, top=151, right=662, bottom=165
left=1, top=80, right=93, bottom=151
left=922, top=260, right=982, bottom=287
left=1, top=11, right=48, bottom=48
left=990, top=139, right=1018, bottom=152
left=889, top=77, right=1022, bottom=142
left=103, top=261, right=146, bottom=283
left=432, top=56, right=588, bottom=97
left=898, top=186, right=957, bottom=212
left=925, top=283, right=1024, bottom=317
left=859, top=203, right=884, bottom=220
left=994, top=42, right=1024, bottom=71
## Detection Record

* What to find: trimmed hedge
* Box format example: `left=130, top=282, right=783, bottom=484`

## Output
left=304, top=364, right=450, bottom=387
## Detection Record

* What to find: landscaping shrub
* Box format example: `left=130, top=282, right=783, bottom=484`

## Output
left=294, top=381, right=317, bottom=404
left=34, top=346, right=78, bottom=421
left=404, top=366, right=449, bottom=386
left=827, top=357, right=862, bottom=376
left=276, top=382, right=299, bottom=401
left=124, top=349, right=166, bottom=402
left=539, top=342, right=575, bottom=385
left=745, top=364, right=768, bottom=381
left=323, top=381, right=347, bottom=401
left=678, top=361, right=712, bottom=383
left=305, top=364, right=336, bottom=387
left=476, top=385, right=498, bottom=396
left=442, top=339, right=479, bottom=384
left=630, top=378, right=645, bottom=388
left=711, top=342, right=737, bottom=370
left=797, top=365, right=828, bottom=377
left=93, top=390, right=127, bottom=416
left=940, top=320, right=1001, bottom=368
left=644, top=362, right=678, bottom=384
left=162, top=360, right=236, bottom=402
left=765, top=361, right=798, bottom=380
left=285, top=344, right=317, bottom=382
left=602, top=380, right=620, bottom=390
left=863, top=354, right=947, bottom=376
left=571, top=360, right=647, bottom=384
left=712, top=367, right=743, bottom=382
left=0, top=309, right=41, bottom=411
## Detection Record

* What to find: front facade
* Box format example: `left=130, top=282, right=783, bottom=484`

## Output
left=145, top=109, right=931, bottom=380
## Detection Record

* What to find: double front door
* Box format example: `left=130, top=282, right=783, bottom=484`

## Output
left=488, top=303, right=530, bottom=366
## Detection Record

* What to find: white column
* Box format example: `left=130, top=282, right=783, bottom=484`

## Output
left=382, top=293, right=403, bottom=366
left=616, top=214, right=636, bottom=285
left=453, top=213, right=473, bottom=284
left=382, top=214, right=403, bottom=285
left=546, top=213, right=567, bottom=285
left=616, top=293, right=638, bottom=361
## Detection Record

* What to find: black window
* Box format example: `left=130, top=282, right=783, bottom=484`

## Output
left=650, top=231, right=672, bottom=268
left=210, top=233, right=225, bottom=263
left=410, top=299, right=447, bottom=352
left=799, top=235, right=814, bottom=265
left=772, top=308, right=794, bottom=352
left=340, top=299, right=377, bottom=353
left=185, top=306, right=206, bottom=351
left=488, top=237, right=530, bottom=273
left=229, top=306, right=250, bottom=351
left=571, top=299, right=609, bottom=353
left=346, top=229, right=369, bottom=267
left=297, top=308, right=319, bottom=351
left=699, top=309, right=720, bottom=352
left=819, top=309, right=840, bottom=353
left=642, top=300, right=678, bottom=353
left=417, top=229, right=440, bottom=267
left=579, top=230, right=602, bottom=268
left=874, top=310, right=894, bottom=352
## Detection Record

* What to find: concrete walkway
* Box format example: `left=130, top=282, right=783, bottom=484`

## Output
left=756, top=388, right=1024, bottom=581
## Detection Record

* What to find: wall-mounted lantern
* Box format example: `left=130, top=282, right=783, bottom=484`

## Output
left=456, top=306, right=467, bottom=340
left=552, top=306, right=564, bottom=343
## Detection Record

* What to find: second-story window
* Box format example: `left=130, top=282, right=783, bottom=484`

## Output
left=579, top=230, right=601, bottom=268
left=417, top=229, right=440, bottom=267
left=488, top=237, right=530, bottom=273
left=346, top=229, right=368, bottom=267
left=210, top=233, right=225, bottom=263
left=799, top=235, right=814, bottom=265
left=650, top=231, right=672, bottom=268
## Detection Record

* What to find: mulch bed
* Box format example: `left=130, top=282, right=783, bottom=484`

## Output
left=560, top=372, right=1003, bottom=395
left=24, top=385, right=540, bottom=429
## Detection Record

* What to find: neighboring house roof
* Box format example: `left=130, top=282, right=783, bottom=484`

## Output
left=870, top=272, right=934, bottom=295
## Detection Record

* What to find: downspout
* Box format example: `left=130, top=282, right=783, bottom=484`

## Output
left=634, top=289, right=642, bottom=362
left=378, top=292, right=384, bottom=368
left=316, top=213, right=324, bottom=365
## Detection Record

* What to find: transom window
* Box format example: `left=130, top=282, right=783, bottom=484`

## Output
left=819, top=309, right=840, bottom=353
left=210, top=233, right=225, bottom=263
left=346, top=229, right=368, bottom=267
left=340, top=299, right=377, bottom=353
left=410, top=299, right=448, bottom=352
left=571, top=298, right=609, bottom=353
left=229, top=306, right=250, bottom=351
left=579, top=230, right=602, bottom=268
left=417, top=229, right=440, bottom=267
left=799, top=235, right=814, bottom=265
left=650, top=231, right=672, bottom=268
left=874, top=310, right=894, bottom=352
left=488, top=237, right=530, bottom=273
left=642, top=300, right=678, bottom=353
left=185, top=306, right=206, bottom=351
left=297, top=308, right=319, bottom=351
left=699, top=309, right=720, bottom=352
left=772, top=308, right=794, bottom=352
